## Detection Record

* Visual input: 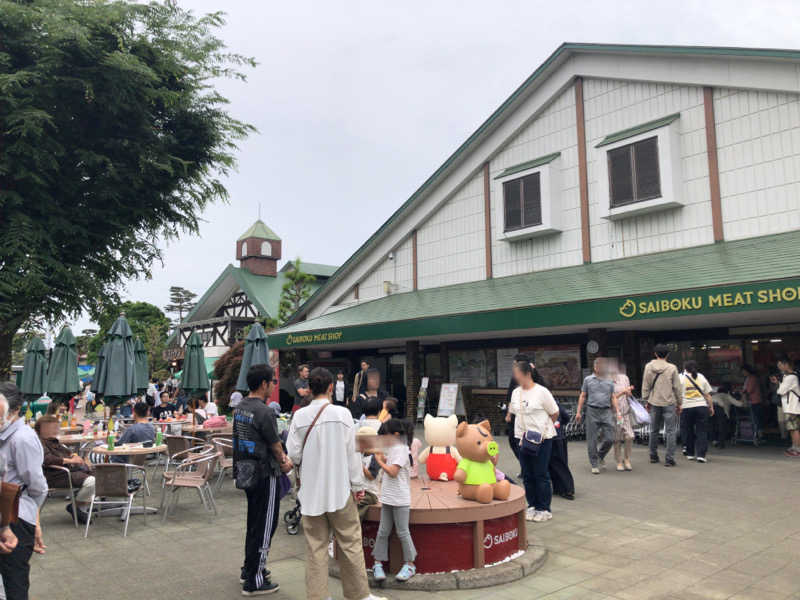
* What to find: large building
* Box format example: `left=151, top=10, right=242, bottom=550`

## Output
left=268, top=43, right=800, bottom=421
left=167, top=219, right=337, bottom=360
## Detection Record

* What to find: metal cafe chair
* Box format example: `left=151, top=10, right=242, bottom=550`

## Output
left=210, top=437, right=233, bottom=492
left=161, top=451, right=220, bottom=522
left=43, top=465, right=79, bottom=528
left=84, top=463, right=148, bottom=538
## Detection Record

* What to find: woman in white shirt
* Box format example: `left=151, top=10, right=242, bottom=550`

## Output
left=771, top=355, right=800, bottom=457
left=679, top=361, right=714, bottom=463
left=508, top=359, right=559, bottom=523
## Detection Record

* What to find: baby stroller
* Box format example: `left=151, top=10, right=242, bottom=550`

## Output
left=278, top=421, right=302, bottom=535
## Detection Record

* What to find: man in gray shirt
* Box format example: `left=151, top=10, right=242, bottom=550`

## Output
left=0, top=382, right=48, bottom=599
left=576, top=359, right=621, bottom=474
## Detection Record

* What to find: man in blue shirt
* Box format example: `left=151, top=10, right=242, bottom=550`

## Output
left=111, top=402, right=155, bottom=464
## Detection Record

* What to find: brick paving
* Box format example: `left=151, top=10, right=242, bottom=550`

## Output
left=31, top=436, right=800, bottom=600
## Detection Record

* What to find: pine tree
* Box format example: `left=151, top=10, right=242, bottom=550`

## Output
left=164, top=286, right=198, bottom=329
left=277, top=260, right=316, bottom=325
left=0, top=0, right=255, bottom=376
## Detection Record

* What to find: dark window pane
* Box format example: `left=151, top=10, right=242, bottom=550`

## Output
left=634, top=137, right=661, bottom=200
left=521, top=172, right=542, bottom=226
left=608, top=146, right=634, bottom=207
left=503, top=179, right=522, bottom=230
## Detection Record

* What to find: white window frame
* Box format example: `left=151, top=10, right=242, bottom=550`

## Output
left=495, top=156, right=562, bottom=242
left=261, top=241, right=271, bottom=256
left=240, top=241, right=248, bottom=257
left=598, top=118, right=683, bottom=220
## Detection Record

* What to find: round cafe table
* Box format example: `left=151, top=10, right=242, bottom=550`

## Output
left=59, top=425, right=83, bottom=435
left=57, top=433, right=98, bottom=446
left=91, top=443, right=167, bottom=462
left=181, top=423, right=232, bottom=436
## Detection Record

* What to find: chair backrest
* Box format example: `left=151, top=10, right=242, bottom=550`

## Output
left=212, top=438, right=233, bottom=458
left=165, top=435, right=189, bottom=456
left=128, top=454, right=146, bottom=467
left=93, top=464, right=131, bottom=497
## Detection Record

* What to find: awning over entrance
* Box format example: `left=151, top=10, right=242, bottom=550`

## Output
left=268, top=232, right=800, bottom=349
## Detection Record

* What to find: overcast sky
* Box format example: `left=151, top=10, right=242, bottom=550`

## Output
left=70, top=0, right=800, bottom=333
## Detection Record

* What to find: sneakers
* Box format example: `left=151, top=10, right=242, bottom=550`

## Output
left=664, top=458, right=676, bottom=467
left=240, top=568, right=270, bottom=585
left=66, top=503, right=89, bottom=525
left=686, top=455, right=695, bottom=460
left=241, top=580, right=279, bottom=596
left=372, top=562, right=386, bottom=581
left=395, top=563, right=416, bottom=582
left=591, top=467, right=600, bottom=474
left=696, top=457, right=707, bottom=463
left=525, top=507, right=537, bottom=521
left=616, top=463, right=625, bottom=471
left=624, top=460, right=632, bottom=471
left=650, top=454, right=660, bottom=463
left=784, top=448, right=800, bottom=457
left=532, top=510, right=552, bottom=522
left=361, top=595, right=389, bottom=600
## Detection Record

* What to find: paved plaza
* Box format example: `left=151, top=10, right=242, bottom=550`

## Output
left=32, top=435, right=800, bottom=600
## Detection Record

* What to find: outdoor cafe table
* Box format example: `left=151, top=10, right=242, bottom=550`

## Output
left=57, top=433, right=97, bottom=447
left=181, top=422, right=232, bottom=436
left=59, top=425, right=83, bottom=435
left=91, top=443, right=167, bottom=462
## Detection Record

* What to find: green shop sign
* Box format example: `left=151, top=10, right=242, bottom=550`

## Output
left=270, top=278, right=800, bottom=349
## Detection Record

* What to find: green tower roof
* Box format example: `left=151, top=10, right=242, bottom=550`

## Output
left=237, top=220, right=281, bottom=242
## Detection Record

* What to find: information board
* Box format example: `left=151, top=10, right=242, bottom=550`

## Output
left=437, top=383, right=463, bottom=417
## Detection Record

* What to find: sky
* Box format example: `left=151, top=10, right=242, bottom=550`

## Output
left=70, top=0, right=800, bottom=333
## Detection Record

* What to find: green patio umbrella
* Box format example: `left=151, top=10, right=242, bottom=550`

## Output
left=180, top=331, right=210, bottom=395
left=134, top=337, right=149, bottom=395
left=236, top=323, right=270, bottom=392
left=99, top=315, right=136, bottom=406
left=180, top=331, right=209, bottom=426
left=20, top=337, right=48, bottom=400
left=48, top=326, right=80, bottom=404
left=93, top=343, right=108, bottom=396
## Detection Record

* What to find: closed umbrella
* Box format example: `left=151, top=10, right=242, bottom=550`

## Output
left=134, top=338, right=149, bottom=395
left=100, top=315, right=137, bottom=407
left=20, top=337, right=48, bottom=400
left=236, top=323, right=270, bottom=392
left=181, top=331, right=209, bottom=426
left=94, top=343, right=108, bottom=396
left=48, top=326, right=80, bottom=404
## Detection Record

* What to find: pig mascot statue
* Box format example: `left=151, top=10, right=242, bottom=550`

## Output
left=418, top=414, right=461, bottom=482
left=454, top=420, right=511, bottom=504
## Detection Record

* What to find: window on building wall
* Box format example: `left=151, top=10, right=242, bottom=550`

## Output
left=607, top=136, right=661, bottom=208
left=241, top=241, right=247, bottom=257
left=503, top=172, right=542, bottom=231
left=261, top=241, right=271, bottom=256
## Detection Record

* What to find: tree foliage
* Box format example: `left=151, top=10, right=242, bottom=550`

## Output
left=164, top=286, right=197, bottom=329
left=212, top=339, right=243, bottom=412
left=0, top=0, right=255, bottom=376
left=277, top=259, right=316, bottom=325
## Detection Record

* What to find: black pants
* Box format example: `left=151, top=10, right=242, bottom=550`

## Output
left=507, top=416, right=520, bottom=461
left=243, top=475, right=280, bottom=586
left=0, top=519, right=35, bottom=600
left=549, top=437, right=574, bottom=496
left=683, top=406, right=710, bottom=459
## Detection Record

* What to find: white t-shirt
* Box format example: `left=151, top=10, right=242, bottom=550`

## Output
left=680, top=372, right=712, bottom=409
left=205, top=402, right=219, bottom=417
left=379, top=444, right=411, bottom=507
left=778, top=373, right=800, bottom=415
left=362, top=454, right=382, bottom=496
left=335, top=381, right=346, bottom=403
left=509, top=384, right=559, bottom=440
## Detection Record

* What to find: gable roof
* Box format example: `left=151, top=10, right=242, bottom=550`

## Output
left=287, top=42, right=800, bottom=324
left=237, top=220, right=281, bottom=242
left=268, top=230, right=800, bottom=348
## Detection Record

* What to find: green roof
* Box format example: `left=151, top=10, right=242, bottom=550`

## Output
left=237, top=220, right=281, bottom=242
left=289, top=42, right=800, bottom=323
left=495, top=152, right=561, bottom=179
left=269, top=231, right=800, bottom=348
left=596, top=113, right=680, bottom=147
left=280, top=261, right=338, bottom=278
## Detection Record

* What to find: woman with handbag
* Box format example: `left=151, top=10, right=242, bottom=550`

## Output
left=680, top=360, right=714, bottom=463
left=612, top=367, right=636, bottom=472
left=508, top=360, right=559, bottom=523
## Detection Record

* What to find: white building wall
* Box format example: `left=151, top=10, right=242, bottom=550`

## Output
left=354, top=235, right=414, bottom=302
left=583, top=79, right=714, bottom=261
left=714, top=87, right=800, bottom=239
left=489, top=86, right=582, bottom=277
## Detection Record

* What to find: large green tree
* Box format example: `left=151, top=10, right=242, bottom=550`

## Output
left=164, top=286, right=197, bottom=329
left=277, top=259, right=316, bottom=325
left=0, top=0, right=254, bottom=377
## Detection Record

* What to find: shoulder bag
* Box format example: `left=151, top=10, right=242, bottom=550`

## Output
left=0, top=482, right=22, bottom=527
left=520, top=429, right=543, bottom=456
left=685, top=374, right=708, bottom=400
left=296, top=403, right=329, bottom=490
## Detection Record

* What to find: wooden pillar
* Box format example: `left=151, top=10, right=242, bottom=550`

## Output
left=483, top=162, right=493, bottom=279
left=704, top=86, right=724, bottom=242
left=405, top=340, right=420, bottom=419
left=574, top=77, right=592, bottom=264
left=473, top=519, right=485, bottom=568
left=411, top=230, right=418, bottom=290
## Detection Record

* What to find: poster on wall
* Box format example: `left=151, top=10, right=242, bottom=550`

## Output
left=496, top=348, right=519, bottom=387
left=521, top=345, right=582, bottom=390
left=449, top=350, right=487, bottom=387
left=438, top=383, right=463, bottom=417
